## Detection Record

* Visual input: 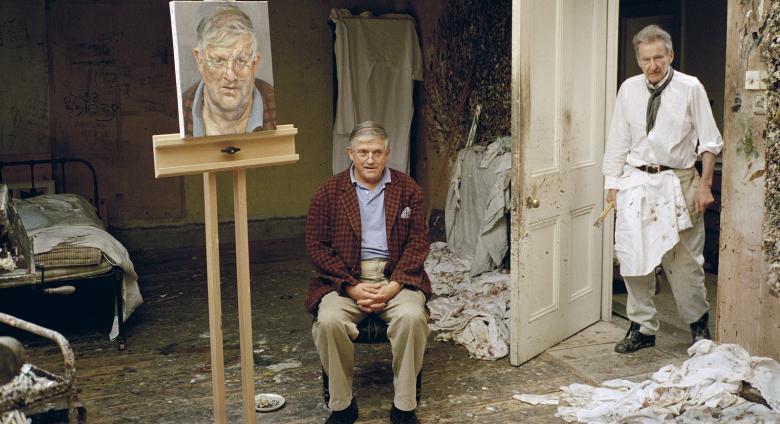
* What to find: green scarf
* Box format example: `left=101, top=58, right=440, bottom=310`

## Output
left=646, top=68, right=674, bottom=134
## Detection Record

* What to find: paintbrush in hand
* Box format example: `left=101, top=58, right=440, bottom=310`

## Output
left=593, top=201, right=615, bottom=227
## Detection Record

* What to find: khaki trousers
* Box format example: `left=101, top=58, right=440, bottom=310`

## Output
left=623, top=168, right=709, bottom=335
left=312, top=259, right=429, bottom=412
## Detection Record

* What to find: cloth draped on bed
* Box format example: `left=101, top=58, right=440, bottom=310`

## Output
left=14, top=194, right=142, bottom=339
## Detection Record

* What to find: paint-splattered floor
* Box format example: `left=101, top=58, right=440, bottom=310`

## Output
left=3, top=237, right=711, bottom=423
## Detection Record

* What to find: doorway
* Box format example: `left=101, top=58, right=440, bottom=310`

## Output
left=610, top=0, right=727, bottom=337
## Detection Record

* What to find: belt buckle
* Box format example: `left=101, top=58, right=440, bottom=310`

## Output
left=647, top=164, right=662, bottom=174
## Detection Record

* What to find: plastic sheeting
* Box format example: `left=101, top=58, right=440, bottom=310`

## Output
left=445, top=136, right=511, bottom=276
left=424, top=242, right=510, bottom=360
left=14, top=194, right=142, bottom=339
left=515, top=340, right=780, bottom=423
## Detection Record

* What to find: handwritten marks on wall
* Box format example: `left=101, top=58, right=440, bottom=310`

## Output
left=0, top=1, right=49, bottom=156
left=63, top=91, right=120, bottom=122
left=46, top=0, right=183, bottom=221
left=50, top=9, right=123, bottom=160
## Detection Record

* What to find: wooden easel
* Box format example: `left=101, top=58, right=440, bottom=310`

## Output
left=153, top=125, right=298, bottom=423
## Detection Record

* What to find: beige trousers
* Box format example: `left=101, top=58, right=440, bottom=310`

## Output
left=623, top=168, right=709, bottom=335
left=312, top=259, right=429, bottom=412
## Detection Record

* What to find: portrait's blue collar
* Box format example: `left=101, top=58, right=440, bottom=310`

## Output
left=192, top=80, right=264, bottom=137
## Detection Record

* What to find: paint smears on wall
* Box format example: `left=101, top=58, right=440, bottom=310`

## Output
left=761, top=1, right=780, bottom=296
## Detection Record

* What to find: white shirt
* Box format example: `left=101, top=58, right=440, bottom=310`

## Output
left=602, top=70, right=723, bottom=190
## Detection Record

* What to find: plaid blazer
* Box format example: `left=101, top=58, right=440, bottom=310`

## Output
left=181, top=78, right=277, bottom=136
left=304, top=168, right=431, bottom=313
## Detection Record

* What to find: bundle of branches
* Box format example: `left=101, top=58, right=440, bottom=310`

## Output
left=422, top=0, right=511, bottom=157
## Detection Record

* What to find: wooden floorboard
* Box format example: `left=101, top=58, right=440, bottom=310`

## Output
left=3, top=237, right=692, bottom=423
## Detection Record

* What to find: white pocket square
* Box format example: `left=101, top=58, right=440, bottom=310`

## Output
left=401, top=207, right=412, bottom=219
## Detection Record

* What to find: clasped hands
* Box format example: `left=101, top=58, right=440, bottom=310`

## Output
left=346, top=280, right=403, bottom=313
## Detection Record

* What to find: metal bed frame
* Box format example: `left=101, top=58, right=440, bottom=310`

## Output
left=0, top=312, right=83, bottom=423
left=0, top=159, right=126, bottom=350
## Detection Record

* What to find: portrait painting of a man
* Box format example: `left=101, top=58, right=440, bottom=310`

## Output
left=171, top=1, right=276, bottom=138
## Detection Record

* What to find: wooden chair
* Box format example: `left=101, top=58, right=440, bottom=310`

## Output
left=320, top=314, right=422, bottom=404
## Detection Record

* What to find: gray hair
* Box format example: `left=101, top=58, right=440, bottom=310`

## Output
left=632, top=25, right=673, bottom=55
left=196, top=6, right=257, bottom=56
left=349, top=121, right=390, bottom=149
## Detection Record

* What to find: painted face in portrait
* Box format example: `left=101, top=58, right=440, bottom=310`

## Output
left=194, top=33, right=260, bottom=115
left=636, top=39, right=673, bottom=85
left=348, top=137, right=391, bottom=188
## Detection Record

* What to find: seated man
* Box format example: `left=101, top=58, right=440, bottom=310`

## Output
left=305, top=121, right=431, bottom=424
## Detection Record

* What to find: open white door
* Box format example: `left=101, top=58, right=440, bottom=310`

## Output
left=510, top=0, right=618, bottom=365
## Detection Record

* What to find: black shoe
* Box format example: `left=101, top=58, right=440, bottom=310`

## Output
left=614, top=322, right=656, bottom=354
left=390, top=405, right=419, bottom=424
left=325, top=399, right=358, bottom=424
left=690, top=312, right=712, bottom=345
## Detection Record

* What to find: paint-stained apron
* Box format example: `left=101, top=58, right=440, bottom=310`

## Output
left=614, top=167, right=698, bottom=277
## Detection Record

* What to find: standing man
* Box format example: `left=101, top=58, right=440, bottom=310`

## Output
left=603, top=25, right=723, bottom=353
left=184, top=5, right=276, bottom=137
left=306, top=121, right=430, bottom=424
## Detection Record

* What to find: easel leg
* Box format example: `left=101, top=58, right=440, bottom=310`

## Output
left=233, top=169, right=256, bottom=423
left=204, top=172, right=227, bottom=423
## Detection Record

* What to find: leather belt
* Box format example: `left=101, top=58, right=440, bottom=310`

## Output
left=637, top=164, right=673, bottom=174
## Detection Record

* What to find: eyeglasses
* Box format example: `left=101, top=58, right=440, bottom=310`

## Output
left=204, top=55, right=255, bottom=78
left=353, top=149, right=387, bottom=160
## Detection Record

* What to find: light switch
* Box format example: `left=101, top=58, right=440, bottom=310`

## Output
left=745, top=70, right=767, bottom=90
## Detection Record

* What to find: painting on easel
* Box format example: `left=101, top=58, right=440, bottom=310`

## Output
left=170, top=1, right=276, bottom=138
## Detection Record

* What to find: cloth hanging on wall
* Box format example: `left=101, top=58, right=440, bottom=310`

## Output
left=445, top=136, right=512, bottom=276
left=330, top=9, right=423, bottom=174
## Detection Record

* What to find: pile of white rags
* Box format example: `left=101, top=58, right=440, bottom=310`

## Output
left=424, top=242, right=510, bottom=360
left=514, top=340, right=780, bottom=423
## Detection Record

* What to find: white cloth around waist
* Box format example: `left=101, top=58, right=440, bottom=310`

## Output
left=614, top=166, right=694, bottom=277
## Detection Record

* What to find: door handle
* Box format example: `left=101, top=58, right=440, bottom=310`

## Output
left=526, top=196, right=540, bottom=208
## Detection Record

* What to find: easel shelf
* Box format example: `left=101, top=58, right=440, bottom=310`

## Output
left=152, top=124, right=299, bottom=178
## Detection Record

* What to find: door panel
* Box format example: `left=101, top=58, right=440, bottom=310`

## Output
left=527, top=218, right=559, bottom=321
left=510, top=0, right=616, bottom=365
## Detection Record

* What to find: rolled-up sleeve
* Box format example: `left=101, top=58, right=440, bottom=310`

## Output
left=691, top=79, right=723, bottom=156
left=603, top=85, right=632, bottom=190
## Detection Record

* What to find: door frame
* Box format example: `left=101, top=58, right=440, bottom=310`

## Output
left=600, top=0, right=619, bottom=322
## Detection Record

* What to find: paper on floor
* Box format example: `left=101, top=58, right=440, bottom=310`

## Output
left=512, top=393, right=561, bottom=405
